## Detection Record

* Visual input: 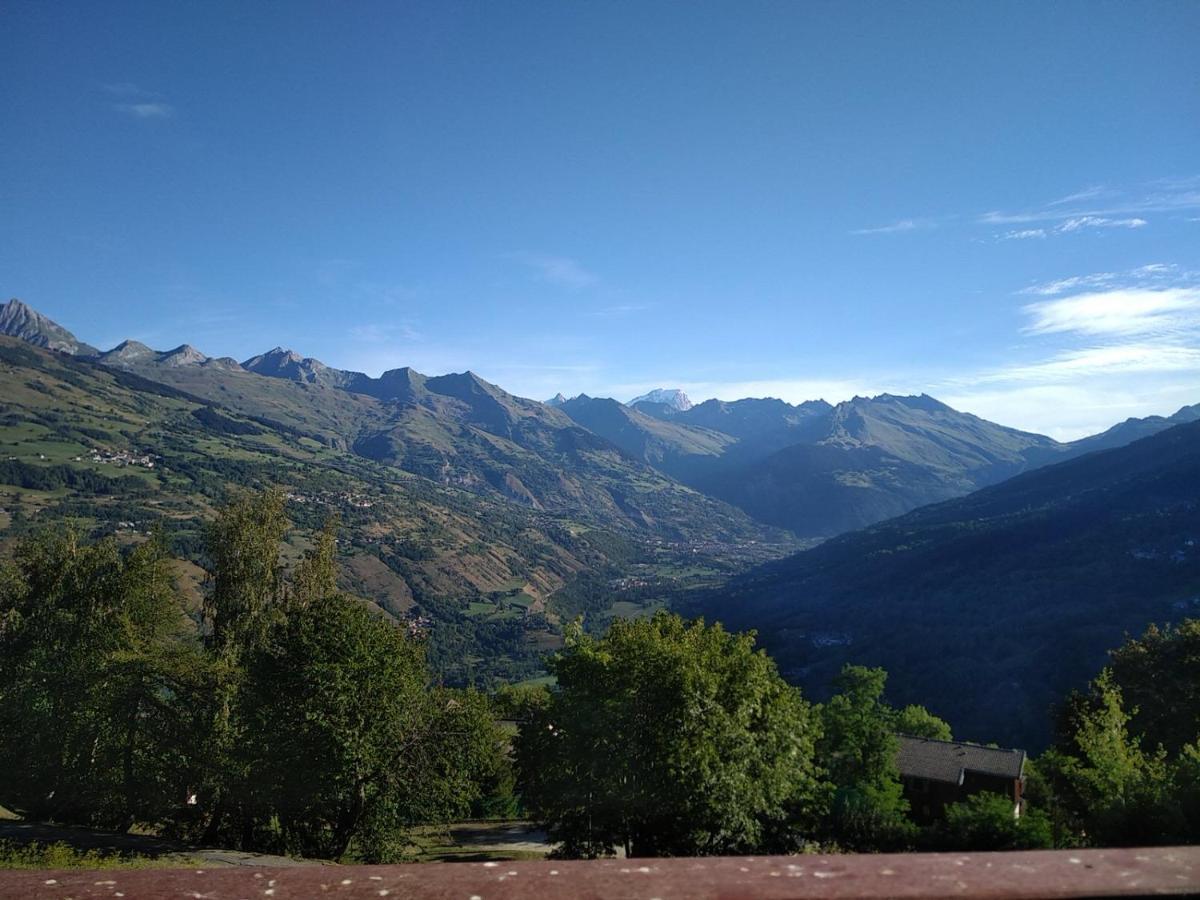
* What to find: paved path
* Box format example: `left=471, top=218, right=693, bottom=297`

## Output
left=0, top=820, right=318, bottom=867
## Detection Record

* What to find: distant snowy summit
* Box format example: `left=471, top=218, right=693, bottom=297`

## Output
left=544, top=393, right=568, bottom=407
left=628, top=388, right=693, bottom=412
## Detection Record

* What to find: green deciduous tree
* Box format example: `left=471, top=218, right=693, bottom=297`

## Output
left=196, top=498, right=501, bottom=860
left=204, top=488, right=288, bottom=657
left=895, top=704, right=953, bottom=741
left=239, top=592, right=501, bottom=860
left=516, top=612, right=824, bottom=858
left=1107, top=620, right=1200, bottom=755
left=816, top=665, right=917, bottom=850
left=937, top=792, right=1052, bottom=851
left=1037, top=633, right=1199, bottom=847
left=0, top=529, right=207, bottom=829
left=1, top=491, right=503, bottom=862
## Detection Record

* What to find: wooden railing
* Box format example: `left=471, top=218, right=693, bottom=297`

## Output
left=2, top=846, right=1197, bottom=898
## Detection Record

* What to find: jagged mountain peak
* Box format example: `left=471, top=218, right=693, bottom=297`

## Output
left=545, top=392, right=568, bottom=407
left=239, top=346, right=369, bottom=389
left=98, top=339, right=157, bottom=368
left=244, top=346, right=304, bottom=367
left=158, top=344, right=209, bottom=367
left=629, top=388, right=693, bottom=411
left=0, top=298, right=99, bottom=356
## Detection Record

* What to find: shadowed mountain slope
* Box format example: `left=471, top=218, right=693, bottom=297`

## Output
left=702, top=418, right=1200, bottom=749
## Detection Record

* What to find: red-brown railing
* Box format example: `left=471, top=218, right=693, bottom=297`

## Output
left=2, top=846, right=1197, bottom=898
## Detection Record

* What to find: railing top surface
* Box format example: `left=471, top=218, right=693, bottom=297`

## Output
left=2, top=846, right=1197, bottom=899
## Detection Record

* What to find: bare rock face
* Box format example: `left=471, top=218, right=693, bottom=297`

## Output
left=99, top=339, right=157, bottom=367
left=0, top=298, right=99, bottom=356
left=157, top=344, right=209, bottom=367
left=241, top=346, right=367, bottom=389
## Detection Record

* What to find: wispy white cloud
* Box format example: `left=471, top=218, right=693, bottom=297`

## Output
left=1057, top=215, right=1146, bottom=232
left=851, top=218, right=934, bottom=236
left=994, top=215, right=1148, bottom=240
left=1046, top=185, right=1112, bottom=207
left=972, top=342, right=1200, bottom=382
left=935, top=262, right=1200, bottom=438
left=104, top=83, right=173, bottom=118
left=1020, top=263, right=1179, bottom=297
left=114, top=101, right=173, bottom=119
left=1022, top=287, right=1200, bottom=337
left=509, top=253, right=598, bottom=290
left=939, top=381, right=1200, bottom=442
left=980, top=177, right=1200, bottom=231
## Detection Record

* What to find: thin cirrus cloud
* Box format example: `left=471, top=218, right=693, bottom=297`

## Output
left=103, top=82, right=173, bottom=118
left=1045, top=185, right=1113, bottom=207
left=973, top=342, right=1200, bottom=383
left=981, top=177, right=1200, bottom=230
left=999, top=215, right=1147, bottom=240
left=1021, top=287, right=1199, bottom=337
left=852, top=178, right=1195, bottom=239
left=508, top=252, right=598, bottom=290
left=1057, top=215, right=1146, bottom=232
left=850, top=218, right=935, bottom=236
left=114, top=102, right=173, bottom=118
left=933, top=262, right=1200, bottom=438
left=1019, top=263, right=1181, bottom=297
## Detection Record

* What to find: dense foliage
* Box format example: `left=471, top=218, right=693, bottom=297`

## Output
left=516, top=613, right=825, bottom=857
left=1032, top=620, right=1200, bottom=846
left=0, top=491, right=503, bottom=861
left=816, top=666, right=927, bottom=850
left=2, top=487, right=1196, bottom=859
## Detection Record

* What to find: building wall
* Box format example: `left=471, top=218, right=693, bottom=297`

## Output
left=902, top=772, right=1020, bottom=825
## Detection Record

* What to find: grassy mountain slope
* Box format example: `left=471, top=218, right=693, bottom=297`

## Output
left=0, top=334, right=795, bottom=684
left=701, top=419, right=1200, bottom=749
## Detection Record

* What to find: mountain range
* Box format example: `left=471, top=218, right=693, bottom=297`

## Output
left=558, top=387, right=1199, bottom=538
left=4, top=297, right=1197, bottom=543
left=3, top=295, right=1199, bottom=741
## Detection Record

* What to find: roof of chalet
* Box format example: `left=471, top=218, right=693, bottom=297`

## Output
left=896, top=735, right=1025, bottom=785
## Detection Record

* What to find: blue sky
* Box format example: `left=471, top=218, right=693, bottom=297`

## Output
left=2, top=1, right=1198, bottom=439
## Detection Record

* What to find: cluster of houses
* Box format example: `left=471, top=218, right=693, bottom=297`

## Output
left=284, top=490, right=375, bottom=509
left=75, top=448, right=157, bottom=468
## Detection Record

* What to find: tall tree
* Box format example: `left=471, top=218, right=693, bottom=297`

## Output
left=0, top=530, right=205, bottom=829
left=195, top=489, right=290, bottom=846
left=239, top=592, right=501, bottom=860
left=517, top=612, right=824, bottom=858
left=204, top=488, right=288, bottom=657
left=816, top=665, right=917, bottom=850
left=1107, top=620, right=1200, bottom=755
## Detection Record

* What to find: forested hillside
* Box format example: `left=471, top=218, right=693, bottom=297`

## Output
left=702, top=419, right=1200, bottom=749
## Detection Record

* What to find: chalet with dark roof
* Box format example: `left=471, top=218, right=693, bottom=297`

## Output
left=896, top=735, right=1026, bottom=824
